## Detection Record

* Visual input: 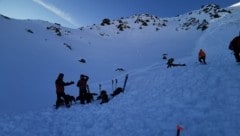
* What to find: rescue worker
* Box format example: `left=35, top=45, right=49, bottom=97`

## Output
left=97, top=90, right=109, bottom=104
left=77, top=74, right=89, bottom=104
left=167, top=58, right=186, bottom=68
left=55, top=73, right=74, bottom=109
left=198, top=49, right=206, bottom=64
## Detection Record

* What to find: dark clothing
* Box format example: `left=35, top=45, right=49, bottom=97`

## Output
left=97, top=90, right=109, bottom=104
left=55, top=74, right=74, bottom=108
left=198, top=56, right=206, bottom=64
left=167, top=58, right=174, bottom=68
left=76, top=93, right=96, bottom=103
left=56, top=92, right=69, bottom=107
left=55, top=78, right=74, bottom=93
left=167, top=58, right=186, bottom=68
left=229, top=36, right=240, bottom=62
left=111, top=87, right=123, bottom=97
left=198, top=49, right=206, bottom=64
left=77, top=75, right=89, bottom=104
left=233, top=52, right=240, bottom=62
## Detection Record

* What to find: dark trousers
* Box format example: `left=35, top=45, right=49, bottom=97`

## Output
left=234, top=51, right=240, bottom=62
left=56, top=92, right=69, bottom=107
left=199, top=56, right=206, bottom=64
left=79, top=89, right=87, bottom=104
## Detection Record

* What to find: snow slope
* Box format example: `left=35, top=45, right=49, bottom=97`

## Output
left=0, top=4, right=240, bottom=136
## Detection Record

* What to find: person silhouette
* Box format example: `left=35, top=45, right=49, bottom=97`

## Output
left=55, top=73, right=74, bottom=109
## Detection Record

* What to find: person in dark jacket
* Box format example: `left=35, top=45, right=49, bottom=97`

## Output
left=229, top=32, right=240, bottom=62
left=167, top=58, right=186, bottom=68
left=77, top=74, right=89, bottom=104
left=97, top=90, right=109, bottom=104
left=55, top=73, right=74, bottom=109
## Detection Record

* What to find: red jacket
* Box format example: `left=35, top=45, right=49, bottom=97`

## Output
left=77, top=78, right=88, bottom=91
left=199, top=49, right=206, bottom=58
left=55, top=79, right=73, bottom=93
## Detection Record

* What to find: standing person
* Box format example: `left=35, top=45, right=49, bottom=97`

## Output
left=229, top=32, right=240, bottom=62
left=77, top=74, right=89, bottom=104
left=55, top=73, right=74, bottom=109
left=198, top=49, right=206, bottom=64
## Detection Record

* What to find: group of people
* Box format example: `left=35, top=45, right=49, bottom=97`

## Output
left=55, top=33, right=240, bottom=108
left=55, top=73, right=109, bottom=109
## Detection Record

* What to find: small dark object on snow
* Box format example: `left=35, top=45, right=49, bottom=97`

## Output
left=162, top=53, right=168, bottom=60
left=79, top=59, right=86, bottom=63
left=26, top=29, right=34, bottom=34
left=115, top=68, right=125, bottom=71
left=111, top=87, right=123, bottom=97
left=64, top=43, right=72, bottom=50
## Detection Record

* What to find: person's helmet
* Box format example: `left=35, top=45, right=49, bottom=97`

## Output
left=58, top=73, right=64, bottom=79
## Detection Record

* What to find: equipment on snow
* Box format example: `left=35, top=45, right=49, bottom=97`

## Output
left=112, top=78, right=119, bottom=91
left=110, top=74, right=128, bottom=97
left=99, top=84, right=102, bottom=91
left=122, top=74, right=128, bottom=92
left=115, top=79, right=118, bottom=89
left=111, top=87, right=123, bottom=97
left=162, top=53, right=167, bottom=60
left=112, top=79, right=114, bottom=91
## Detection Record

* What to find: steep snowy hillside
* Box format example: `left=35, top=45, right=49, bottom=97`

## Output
left=0, top=3, right=240, bottom=136
left=0, top=15, right=81, bottom=112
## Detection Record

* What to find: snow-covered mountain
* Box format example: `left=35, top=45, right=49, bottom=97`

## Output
left=0, top=3, right=240, bottom=136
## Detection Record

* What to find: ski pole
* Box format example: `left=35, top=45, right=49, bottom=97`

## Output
left=99, top=84, right=101, bottom=91
left=176, top=125, right=183, bottom=136
left=122, top=74, right=128, bottom=92
left=115, top=79, right=118, bottom=89
left=112, top=79, right=114, bottom=91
